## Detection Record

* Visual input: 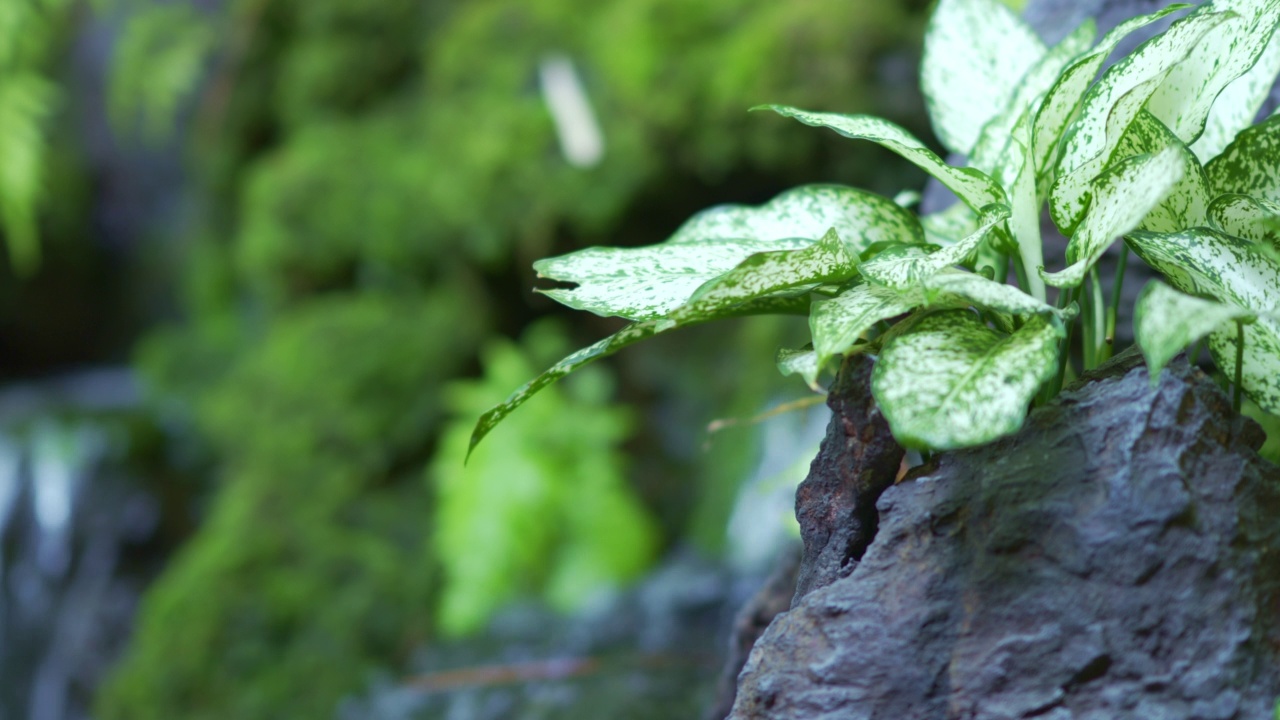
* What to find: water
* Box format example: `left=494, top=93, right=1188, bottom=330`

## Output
left=0, top=370, right=164, bottom=720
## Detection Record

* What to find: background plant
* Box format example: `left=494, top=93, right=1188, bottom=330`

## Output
left=476, top=0, right=1280, bottom=461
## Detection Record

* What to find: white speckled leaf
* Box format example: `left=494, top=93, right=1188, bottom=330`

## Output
left=922, top=202, right=980, bottom=246
left=1126, top=227, right=1280, bottom=412
left=1147, top=0, right=1280, bottom=148
left=871, top=310, right=1061, bottom=450
left=1135, top=280, right=1255, bottom=382
left=535, top=237, right=811, bottom=321
left=809, top=283, right=927, bottom=365
left=776, top=347, right=823, bottom=389
left=921, top=0, right=1046, bottom=155
left=1207, top=317, right=1280, bottom=413
left=1207, top=193, right=1280, bottom=251
left=1111, top=110, right=1211, bottom=232
left=1051, top=10, right=1229, bottom=232
left=668, top=184, right=923, bottom=252
left=861, top=205, right=1009, bottom=290
left=969, top=20, right=1096, bottom=180
left=536, top=187, right=915, bottom=320
left=1033, top=5, right=1191, bottom=187
left=469, top=295, right=809, bottom=454
left=1191, top=9, right=1280, bottom=161
left=922, top=269, right=1064, bottom=317
left=1041, top=148, right=1185, bottom=288
left=760, top=105, right=1008, bottom=213
left=1126, top=227, right=1280, bottom=312
left=1206, top=114, right=1280, bottom=202
left=687, top=228, right=858, bottom=311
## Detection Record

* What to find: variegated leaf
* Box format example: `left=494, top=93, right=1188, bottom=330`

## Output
left=920, top=0, right=1046, bottom=155
left=1042, top=148, right=1185, bottom=288
left=1208, top=317, right=1280, bottom=413
left=969, top=20, right=1096, bottom=179
left=1125, top=227, right=1280, bottom=313
left=1051, top=10, right=1229, bottom=232
left=1134, top=280, right=1255, bottom=382
left=686, top=228, right=858, bottom=312
left=922, top=269, right=1065, bottom=317
left=1033, top=5, right=1192, bottom=186
left=536, top=237, right=811, bottom=321
left=1111, top=110, right=1210, bottom=232
left=871, top=310, right=1061, bottom=450
left=536, top=186, right=914, bottom=320
left=809, top=282, right=928, bottom=365
left=861, top=205, right=1009, bottom=290
left=668, top=184, right=924, bottom=251
left=777, top=347, right=822, bottom=389
left=469, top=295, right=809, bottom=455
left=1206, top=114, right=1280, bottom=201
left=922, top=202, right=980, bottom=246
left=1207, top=193, right=1280, bottom=251
left=1147, top=0, right=1280, bottom=148
left=759, top=105, right=1008, bottom=212
left=1191, top=7, right=1280, bottom=161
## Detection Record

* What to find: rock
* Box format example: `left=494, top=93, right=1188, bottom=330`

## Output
left=729, top=349, right=1280, bottom=720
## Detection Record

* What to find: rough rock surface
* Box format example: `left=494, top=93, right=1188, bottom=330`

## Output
left=729, top=350, right=1280, bottom=720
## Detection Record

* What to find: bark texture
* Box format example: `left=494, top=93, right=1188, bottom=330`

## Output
left=729, top=350, right=1280, bottom=720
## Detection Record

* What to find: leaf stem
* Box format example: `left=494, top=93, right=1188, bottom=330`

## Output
left=1234, top=319, right=1245, bottom=414
left=1103, top=244, right=1129, bottom=362
left=1087, top=267, right=1105, bottom=370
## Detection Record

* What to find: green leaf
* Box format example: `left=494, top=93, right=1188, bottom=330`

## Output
left=469, top=296, right=808, bottom=456
left=871, top=310, right=1060, bottom=450
left=759, top=105, right=1008, bottom=212
left=1041, top=148, right=1185, bottom=288
left=1191, top=5, right=1280, bottom=161
left=1033, top=5, right=1192, bottom=187
left=1208, top=317, right=1280, bottom=413
left=668, top=184, right=924, bottom=251
left=537, top=186, right=916, bottom=320
left=1206, top=114, right=1280, bottom=202
left=1147, top=0, right=1280, bottom=148
left=1135, top=280, right=1255, bottom=382
left=688, top=227, right=859, bottom=311
left=922, top=269, right=1065, bottom=317
left=110, top=4, right=216, bottom=141
left=860, top=205, right=1009, bottom=290
left=1051, top=10, right=1230, bottom=232
left=0, top=73, right=56, bottom=272
left=1207, top=193, right=1280, bottom=251
left=810, top=282, right=928, bottom=365
left=920, top=0, right=1046, bottom=155
left=1127, top=227, right=1280, bottom=412
left=777, top=347, right=823, bottom=389
left=1112, top=111, right=1211, bottom=233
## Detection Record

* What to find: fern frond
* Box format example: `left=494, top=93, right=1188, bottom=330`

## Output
left=0, top=73, right=58, bottom=272
left=110, top=3, right=215, bottom=141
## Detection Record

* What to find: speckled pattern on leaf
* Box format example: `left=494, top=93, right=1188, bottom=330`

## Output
left=871, top=310, right=1060, bottom=450
left=1208, top=193, right=1280, bottom=251
left=1207, top=115, right=1280, bottom=202
left=1135, top=280, right=1255, bottom=382
left=861, top=205, right=1008, bottom=290
left=920, top=0, right=1046, bottom=155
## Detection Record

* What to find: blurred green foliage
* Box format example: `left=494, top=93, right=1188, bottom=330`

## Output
left=96, top=0, right=929, bottom=716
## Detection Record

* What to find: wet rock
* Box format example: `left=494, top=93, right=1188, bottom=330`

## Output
left=729, top=349, right=1280, bottom=720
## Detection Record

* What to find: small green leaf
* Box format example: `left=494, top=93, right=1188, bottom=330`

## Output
left=922, top=269, right=1065, bottom=317
left=861, top=205, right=1009, bottom=290
left=759, top=105, right=1008, bottom=212
left=1111, top=111, right=1211, bottom=233
left=688, top=227, right=859, bottom=310
left=871, top=310, right=1060, bottom=450
left=536, top=185, right=918, bottom=320
left=1209, top=318, right=1280, bottom=413
left=1206, top=114, right=1280, bottom=202
left=920, top=0, right=1046, bottom=155
left=1032, top=5, right=1192, bottom=186
left=1051, top=10, right=1229, bottom=232
left=777, top=347, right=823, bottom=389
left=1135, top=280, right=1254, bottom=382
left=1042, top=148, right=1185, bottom=288
left=810, top=282, right=928, bottom=365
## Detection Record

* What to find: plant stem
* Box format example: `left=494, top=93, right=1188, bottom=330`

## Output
left=1081, top=277, right=1096, bottom=371
left=1234, top=319, right=1245, bottom=414
left=1103, top=245, right=1129, bottom=362
left=1088, top=267, right=1105, bottom=370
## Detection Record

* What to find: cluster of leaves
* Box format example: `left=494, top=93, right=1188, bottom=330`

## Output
left=476, top=0, right=1280, bottom=456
